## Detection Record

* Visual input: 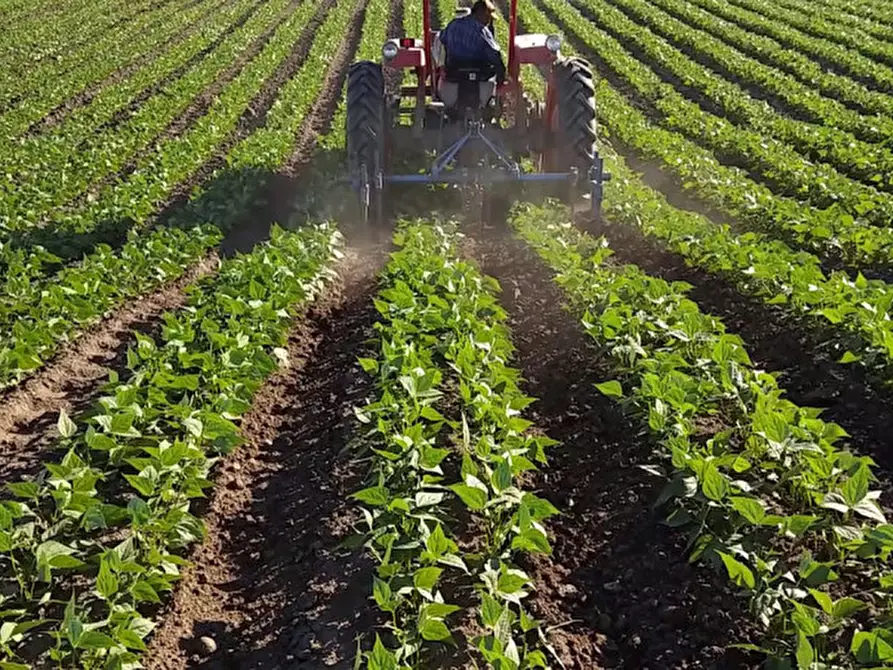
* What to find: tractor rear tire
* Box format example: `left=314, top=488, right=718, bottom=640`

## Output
left=347, top=61, right=385, bottom=225
left=554, top=56, right=597, bottom=173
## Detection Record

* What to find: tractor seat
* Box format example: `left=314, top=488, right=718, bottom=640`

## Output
left=444, top=65, right=497, bottom=83
left=439, top=63, right=497, bottom=110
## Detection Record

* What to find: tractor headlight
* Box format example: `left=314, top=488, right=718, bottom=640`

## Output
left=382, top=41, right=399, bottom=61
left=546, top=34, right=562, bottom=53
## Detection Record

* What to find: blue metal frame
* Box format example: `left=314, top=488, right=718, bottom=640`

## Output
left=351, top=118, right=609, bottom=218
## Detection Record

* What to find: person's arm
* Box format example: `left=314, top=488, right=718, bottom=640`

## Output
left=479, top=25, right=506, bottom=82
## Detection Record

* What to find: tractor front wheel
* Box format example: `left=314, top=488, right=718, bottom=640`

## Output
left=346, top=61, right=385, bottom=225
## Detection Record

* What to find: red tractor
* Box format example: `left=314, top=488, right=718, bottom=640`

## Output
left=345, top=0, right=609, bottom=223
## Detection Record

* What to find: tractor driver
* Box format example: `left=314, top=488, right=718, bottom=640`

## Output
left=438, top=0, right=506, bottom=86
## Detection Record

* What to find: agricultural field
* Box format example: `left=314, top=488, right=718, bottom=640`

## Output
left=1, top=0, right=893, bottom=668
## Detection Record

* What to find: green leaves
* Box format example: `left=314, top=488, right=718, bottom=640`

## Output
left=822, top=465, right=888, bottom=523
left=595, top=380, right=624, bottom=398
left=851, top=629, right=893, bottom=664
left=367, top=636, right=398, bottom=670
left=795, top=632, right=814, bottom=669
left=510, top=198, right=893, bottom=668
left=717, top=552, right=755, bottom=590
left=730, top=496, right=766, bottom=525
left=353, top=486, right=390, bottom=507
left=0, top=224, right=340, bottom=664
left=57, top=409, right=77, bottom=439
left=450, top=481, right=488, bottom=511
left=700, top=462, right=729, bottom=502
left=355, top=222, right=557, bottom=666
left=96, top=557, right=119, bottom=600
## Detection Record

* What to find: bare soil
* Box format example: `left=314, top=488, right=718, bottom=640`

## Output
left=146, top=238, right=390, bottom=670
left=0, top=256, right=218, bottom=487
left=465, top=219, right=760, bottom=669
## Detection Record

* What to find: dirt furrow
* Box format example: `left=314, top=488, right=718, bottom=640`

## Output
left=466, top=220, right=758, bottom=670
left=146, top=236, right=389, bottom=669
left=0, top=254, right=218, bottom=487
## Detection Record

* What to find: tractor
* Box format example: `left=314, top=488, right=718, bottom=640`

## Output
left=345, top=0, right=609, bottom=224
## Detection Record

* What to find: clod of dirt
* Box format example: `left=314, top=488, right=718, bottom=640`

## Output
left=198, top=636, right=217, bottom=655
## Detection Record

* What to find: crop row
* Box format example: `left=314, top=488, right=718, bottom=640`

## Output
left=822, top=0, right=893, bottom=26
left=0, top=0, right=362, bottom=389
left=403, top=0, right=424, bottom=38
left=529, top=0, right=893, bottom=267
left=589, top=0, right=893, bottom=146
left=607, top=0, right=893, bottom=192
left=0, top=0, right=149, bottom=77
left=0, top=0, right=64, bottom=31
left=685, top=0, right=893, bottom=94
left=771, top=0, right=893, bottom=43
left=354, top=222, right=556, bottom=668
left=0, top=0, right=127, bottom=59
left=563, top=0, right=893, bottom=220
left=0, top=0, right=218, bottom=141
left=0, top=0, right=282, bottom=232
left=16, top=0, right=243, bottom=160
left=511, top=201, right=893, bottom=668
left=572, top=2, right=893, bottom=185
left=525, top=0, right=893, bottom=443
left=0, top=0, right=322, bottom=267
left=436, top=0, right=457, bottom=26
left=642, top=0, right=893, bottom=120
left=321, top=0, right=392, bottom=153
left=727, top=0, right=893, bottom=70
left=0, top=223, right=341, bottom=668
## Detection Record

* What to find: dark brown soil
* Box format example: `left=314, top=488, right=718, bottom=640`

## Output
left=0, top=255, right=218, bottom=487
left=465, top=220, right=760, bottom=670
left=145, top=239, right=389, bottom=670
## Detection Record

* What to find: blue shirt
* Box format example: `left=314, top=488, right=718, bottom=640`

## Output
left=439, top=14, right=502, bottom=67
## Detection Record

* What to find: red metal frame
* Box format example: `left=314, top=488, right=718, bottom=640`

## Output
left=383, top=0, right=559, bottom=111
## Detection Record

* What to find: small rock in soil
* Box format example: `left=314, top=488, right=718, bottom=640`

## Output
left=558, top=583, right=578, bottom=597
left=198, top=636, right=217, bottom=655
left=597, top=612, right=613, bottom=632
left=603, top=580, right=622, bottom=593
